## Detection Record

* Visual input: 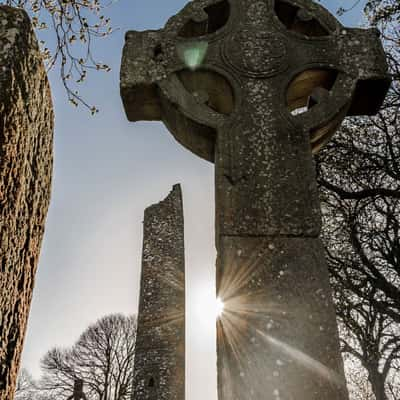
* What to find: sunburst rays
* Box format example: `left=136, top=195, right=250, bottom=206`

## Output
left=216, top=297, right=225, bottom=318
left=256, top=330, right=344, bottom=387
left=216, top=238, right=345, bottom=397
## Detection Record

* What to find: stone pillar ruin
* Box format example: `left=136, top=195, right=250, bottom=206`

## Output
left=0, top=7, right=53, bottom=400
left=132, top=184, right=185, bottom=400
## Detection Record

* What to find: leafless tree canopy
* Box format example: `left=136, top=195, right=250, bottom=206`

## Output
left=1, top=0, right=113, bottom=111
left=364, top=0, right=400, bottom=24
left=14, top=368, right=38, bottom=400
left=335, top=0, right=399, bottom=24
left=317, top=2, right=400, bottom=399
left=38, top=314, right=136, bottom=400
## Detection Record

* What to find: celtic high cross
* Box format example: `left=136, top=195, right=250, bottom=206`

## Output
left=120, top=0, right=390, bottom=399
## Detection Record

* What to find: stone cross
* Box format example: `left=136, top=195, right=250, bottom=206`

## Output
left=120, top=0, right=390, bottom=399
left=67, top=379, right=87, bottom=400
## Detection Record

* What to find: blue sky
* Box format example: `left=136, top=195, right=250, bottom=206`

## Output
left=21, top=1, right=366, bottom=399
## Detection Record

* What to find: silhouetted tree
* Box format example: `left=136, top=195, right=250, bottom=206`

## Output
left=0, top=0, right=113, bottom=111
left=336, top=286, right=400, bottom=400
left=317, top=1, right=400, bottom=398
left=14, top=368, right=37, bottom=400
left=39, top=314, right=136, bottom=400
left=364, top=0, right=400, bottom=24
left=335, top=0, right=399, bottom=24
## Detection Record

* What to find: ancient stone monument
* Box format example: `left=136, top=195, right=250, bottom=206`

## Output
left=67, top=379, right=88, bottom=400
left=132, top=185, right=185, bottom=400
left=120, top=0, right=390, bottom=399
left=0, top=7, right=53, bottom=400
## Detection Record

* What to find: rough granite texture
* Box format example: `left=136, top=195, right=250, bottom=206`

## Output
left=0, top=6, right=53, bottom=400
left=121, top=0, right=390, bottom=399
left=132, top=185, right=185, bottom=400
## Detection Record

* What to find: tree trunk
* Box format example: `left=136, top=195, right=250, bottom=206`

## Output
left=369, top=371, right=388, bottom=400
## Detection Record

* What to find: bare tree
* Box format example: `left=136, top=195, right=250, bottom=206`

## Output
left=336, top=286, right=400, bottom=400
left=14, top=368, right=37, bottom=400
left=364, top=0, right=400, bottom=24
left=315, top=1, right=400, bottom=398
left=39, top=314, right=136, bottom=400
left=333, top=0, right=399, bottom=24
left=343, top=353, right=375, bottom=400
left=317, top=31, right=400, bottom=322
left=0, top=0, right=113, bottom=111
left=319, top=169, right=400, bottom=397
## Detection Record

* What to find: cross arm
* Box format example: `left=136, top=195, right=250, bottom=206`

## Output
left=340, top=27, right=391, bottom=116
left=120, top=30, right=165, bottom=121
left=120, top=27, right=229, bottom=162
left=284, top=26, right=390, bottom=152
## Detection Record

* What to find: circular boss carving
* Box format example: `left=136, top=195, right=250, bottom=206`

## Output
left=222, top=28, right=288, bottom=78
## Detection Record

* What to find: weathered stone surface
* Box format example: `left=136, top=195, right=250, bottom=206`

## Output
left=132, top=185, right=185, bottom=400
left=0, top=7, right=53, bottom=400
left=121, top=1, right=390, bottom=399
left=121, top=0, right=390, bottom=237
left=216, top=236, right=348, bottom=399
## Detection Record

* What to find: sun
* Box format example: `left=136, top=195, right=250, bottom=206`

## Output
left=216, top=297, right=225, bottom=319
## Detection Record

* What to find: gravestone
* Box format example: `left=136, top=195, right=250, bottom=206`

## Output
left=0, top=7, right=53, bottom=400
left=67, top=379, right=87, bottom=400
left=132, top=185, right=185, bottom=400
left=120, top=0, right=390, bottom=399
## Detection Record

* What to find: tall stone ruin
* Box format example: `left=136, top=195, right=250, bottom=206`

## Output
left=0, top=7, right=53, bottom=400
left=132, top=184, right=185, bottom=400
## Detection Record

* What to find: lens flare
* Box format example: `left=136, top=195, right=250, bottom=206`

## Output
left=214, top=240, right=348, bottom=399
left=216, top=297, right=225, bottom=318
left=256, top=330, right=344, bottom=387
left=176, top=41, right=208, bottom=70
